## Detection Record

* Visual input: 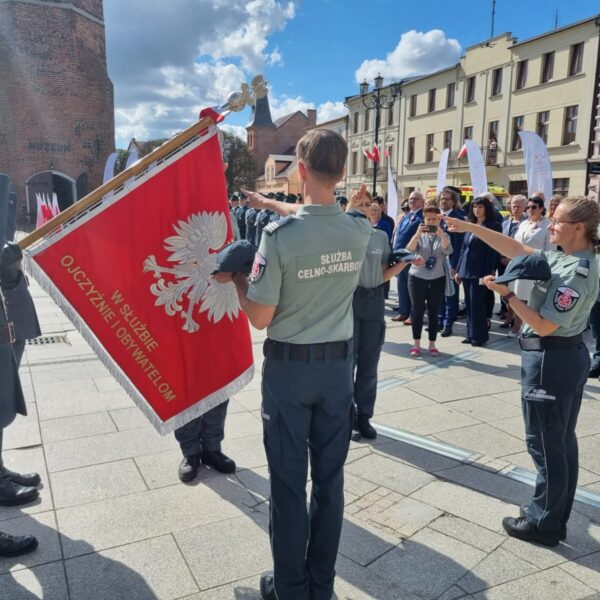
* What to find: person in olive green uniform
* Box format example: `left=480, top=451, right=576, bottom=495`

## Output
left=348, top=189, right=420, bottom=439
left=445, top=196, right=600, bottom=547
left=214, top=130, right=371, bottom=600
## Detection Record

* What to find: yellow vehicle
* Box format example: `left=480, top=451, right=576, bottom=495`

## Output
left=426, top=185, right=510, bottom=217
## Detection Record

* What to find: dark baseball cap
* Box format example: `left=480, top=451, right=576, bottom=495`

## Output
left=495, top=254, right=552, bottom=284
left=213, top=240, right=257, bottom=275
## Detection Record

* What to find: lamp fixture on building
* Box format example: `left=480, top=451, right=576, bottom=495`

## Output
left=359, top=74, right=400, bottom=195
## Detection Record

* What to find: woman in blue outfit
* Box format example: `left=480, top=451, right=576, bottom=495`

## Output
left=455, top=196, right=501, bottom=346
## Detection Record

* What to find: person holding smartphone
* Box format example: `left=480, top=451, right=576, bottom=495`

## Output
left=405, top=206, right=452, bottom=356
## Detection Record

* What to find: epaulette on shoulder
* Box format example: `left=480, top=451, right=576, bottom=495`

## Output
left=263, top=215, right=296, bottom=236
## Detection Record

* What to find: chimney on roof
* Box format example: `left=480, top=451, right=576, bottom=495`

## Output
left=307, top=109, right=317, bottom=128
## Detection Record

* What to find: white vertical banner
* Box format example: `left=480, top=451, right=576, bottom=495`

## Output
left=436, top=148, right=450, bottom=194
left=465, top=139, right=488, bottom=198
left=386, top=161, right=399, bottom=220
left=125, top=149, right=140, bottom=169
left=518, top=131, right=553, bottom=206
left=103, top=151, right=118, bottom=184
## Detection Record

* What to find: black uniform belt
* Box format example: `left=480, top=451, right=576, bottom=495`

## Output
left=263, top=338, right=351, bottom=361
left=519, top=333, right=583, bottom=351
left=0, top=322, right=16, bottom=345
left=355, top=285, right=384, bottom=298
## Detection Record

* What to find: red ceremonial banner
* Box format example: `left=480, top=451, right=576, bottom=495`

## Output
left=26, top=128, right=254, bottom=434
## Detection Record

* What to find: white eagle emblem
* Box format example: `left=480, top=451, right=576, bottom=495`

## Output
left=143, top=212, right=239, bottom=332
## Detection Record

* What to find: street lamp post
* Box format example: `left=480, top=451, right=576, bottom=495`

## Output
left=359, top=75, right=401, bottom=197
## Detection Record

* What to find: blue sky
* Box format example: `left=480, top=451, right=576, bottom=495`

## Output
left=104, top=0, right=600, bottom=147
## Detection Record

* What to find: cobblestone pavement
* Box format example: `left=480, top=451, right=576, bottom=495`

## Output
left=2, top=282, right=600, bottom=599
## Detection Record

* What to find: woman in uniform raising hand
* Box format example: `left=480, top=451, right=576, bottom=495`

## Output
left=444, top=196, right=600, bottom=547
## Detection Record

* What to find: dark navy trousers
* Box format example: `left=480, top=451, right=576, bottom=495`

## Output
left=439, top=280, right=459, bottom=329
left=261, top=346, right=353, bottom=600
left=590, top=299, right=600, bottom=368
left=396, top=267, right=411, bottom=315
left=462, top=278, right=489, bottom=344
left=174, top=401, right=229, bottom=456
left=353, top=287, right=385, bottom=419
left=0, top=341, right=26, bottom=464
left=521, top=343, right=589, bottom=533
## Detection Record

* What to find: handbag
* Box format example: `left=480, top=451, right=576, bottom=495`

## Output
left=443, top=257, right=455, bottom=297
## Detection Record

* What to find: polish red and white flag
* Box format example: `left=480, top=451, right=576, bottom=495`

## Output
left=25, top=124, right=254, bottom=434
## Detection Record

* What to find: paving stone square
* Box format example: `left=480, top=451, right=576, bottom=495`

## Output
left=3, top=281, right=600, bottom=598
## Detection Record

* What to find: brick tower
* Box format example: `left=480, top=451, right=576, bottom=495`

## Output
left=0, top=0, right=114, bottom=222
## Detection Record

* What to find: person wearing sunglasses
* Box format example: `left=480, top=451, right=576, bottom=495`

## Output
left=444, top=196, right=600, bottom=547
left=507, top=197, right=555, bottom=336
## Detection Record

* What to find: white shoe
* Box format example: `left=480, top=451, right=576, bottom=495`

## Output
left=506, top=331, right=517, bottom=338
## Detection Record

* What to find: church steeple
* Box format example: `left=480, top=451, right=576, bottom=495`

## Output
left=248, top=95, right=275, bottom=128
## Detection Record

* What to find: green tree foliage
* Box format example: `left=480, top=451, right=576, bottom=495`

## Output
left=221, top=131, right=257, bottom=196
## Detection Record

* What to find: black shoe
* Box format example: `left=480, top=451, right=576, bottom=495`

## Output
left=519, top=505, right=567, bottom=540
left=0, top=465, right=41, bottom=488
left=0, top=478, right=38, bottom=506
left=589, top=365, right=600, bottom=379
left=200, top=450, right=236, bottom=474
left=496, top=310, right=507, bottom=317
left=0, top=531, right=38, bottom=557
left=260, top=573, right=277, bottom=600
left=499, top=320, right=514, bottom=329
left=502, top=516, right=560, bottom=546
left=357, top=415, right=377, bottom=440
left=471, top=341, right=486, bottom=347
left=178, top=454, right=200, bottom=482
left=461, top=338, right=471, bottom=344
left=440, top=327, right=453, bottom=337
left=457, top=308, right=466, bottom=318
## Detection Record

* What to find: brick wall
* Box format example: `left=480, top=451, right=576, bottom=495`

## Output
left=0, top=0, right=114, bottom=220
left=248, top=109, right=318, bottom=176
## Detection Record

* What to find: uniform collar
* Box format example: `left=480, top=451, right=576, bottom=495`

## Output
left=297, top=204, right=343, bottom=217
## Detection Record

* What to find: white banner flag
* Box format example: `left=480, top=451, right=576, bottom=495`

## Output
left=518, top=131, right=553, bottom=206
left=103, top=151, right=118, bottom=184
left=436, top=148, right=450, bottom=194
left=386, top=160, right=399, bottom=220
left=464, top=140, right=488, bottom=198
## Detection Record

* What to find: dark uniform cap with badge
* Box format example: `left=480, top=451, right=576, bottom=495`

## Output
left=495, top=254, right=552, bottom=285
left=213, top=240, right=257, bottom=275
left=389, top=248, right=418, bottom=265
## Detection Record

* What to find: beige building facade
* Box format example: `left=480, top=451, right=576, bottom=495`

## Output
left=343, top=14, right=600, bottom=202
left=344, top=85, right=402, bottom=198
left=589, top=76, right=600, bottom=202
left=306, top=115, right=349, bottom=196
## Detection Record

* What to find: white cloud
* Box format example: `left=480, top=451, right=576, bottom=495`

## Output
left=317, top=101, right=347, bottom=123
left=269, top=95, right=315, bottom=120
left=267, top=47, right=284, bottom=67
left=219, top=124, right=248, bottom=141
left=355, top=29, right=462, bottom=83
left=104, top=0, right=296, bottom=147
left=205, top=0, right=295, bottom=72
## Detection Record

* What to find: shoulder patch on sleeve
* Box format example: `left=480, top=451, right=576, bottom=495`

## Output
left=576, top=258, right=590, bottom=278
left=553, top=286, right=580, bottom=312
left=249, top=252, right=266, bottom=283
left=264, top=215, right=296, bottom=236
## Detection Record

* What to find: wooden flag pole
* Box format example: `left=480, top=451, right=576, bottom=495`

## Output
left=18, top=113, right=217, bottom=250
